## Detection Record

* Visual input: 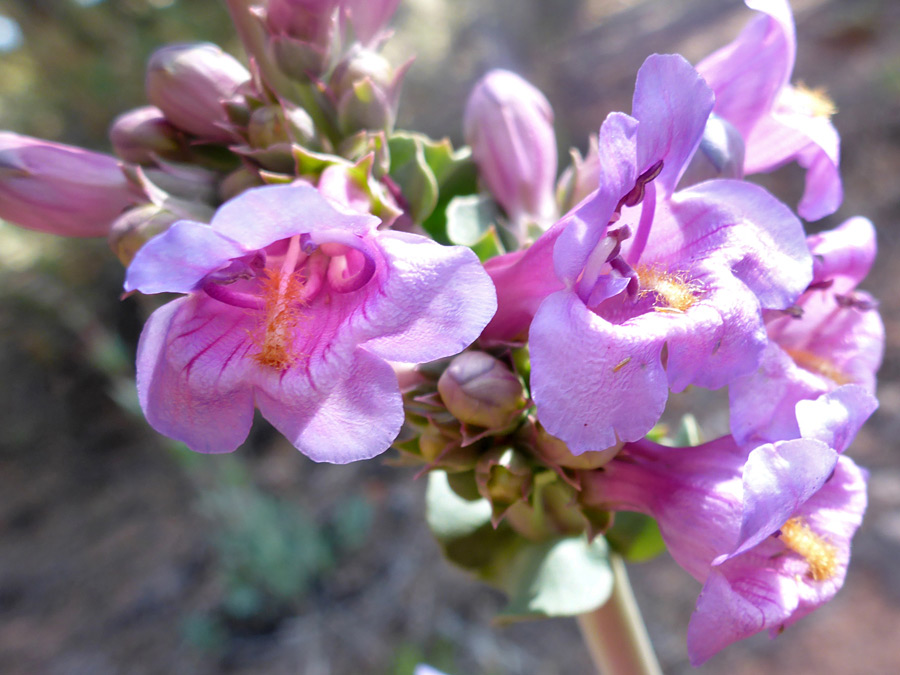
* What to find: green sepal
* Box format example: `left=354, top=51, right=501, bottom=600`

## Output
left=604, top=511, right=666, bottom=563
left=445, top=194, right=505, bottom=261
left=387, top=132, right=439, bottom=226
left=420, top=140, right=478, bottom=241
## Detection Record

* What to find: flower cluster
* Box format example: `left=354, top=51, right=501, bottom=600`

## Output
left=0, top=0, right=882, bottom=666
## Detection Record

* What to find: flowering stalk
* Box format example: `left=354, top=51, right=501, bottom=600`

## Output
left=577, top=555, right=662, bottom=675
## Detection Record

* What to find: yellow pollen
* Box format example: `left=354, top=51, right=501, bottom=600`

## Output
left=791, top=82, right=837, bottom=119
left=252, top=268, right=306, bottom=371
left=785, top=349, right=852, bottom=386
left=636, top=266, right=701, bottom=313
left=779, top=517, right=839, bottom=582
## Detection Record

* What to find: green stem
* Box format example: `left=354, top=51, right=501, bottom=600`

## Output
left=577, top=554, right=662, bottom=675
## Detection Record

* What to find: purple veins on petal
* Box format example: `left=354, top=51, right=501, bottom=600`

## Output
left=126, top=183, right=497, bottom=461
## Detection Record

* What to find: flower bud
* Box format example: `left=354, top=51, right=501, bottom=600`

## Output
left=530, top=423, right=620, bottom=470
left=0, top=132, right=139, bottom=237
left=247, top=103, right=315, bottom=149
left=437, top=352, right=527, bottom=430
left=341, top=0, right=401, bottom=46
left=218, top=166, right=264, bottom=202
left=145, top=43, right=250, bottom=143
left=109, top=106, right=184, bottom=164
left=475, top=447, right=532, bottom=525
left=464, top=69, right=558, bottom=229
left=332, top=48, right=406, bottom=135
left=108, top=204, right=180, bottom=265
left=678, top=113, right=745, bottom=188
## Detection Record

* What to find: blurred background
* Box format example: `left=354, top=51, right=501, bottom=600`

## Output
left=1, top=0, right=898, bottom=673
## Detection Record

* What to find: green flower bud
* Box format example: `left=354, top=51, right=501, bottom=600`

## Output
left=475, top=447, right=532, bottom=525
left=247, top=104, right=315, bottom=149
left=530, top=423, right=621, bottom=470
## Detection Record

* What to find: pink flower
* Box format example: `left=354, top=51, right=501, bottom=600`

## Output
left=697, top=0, right=842, bottom=221
left=125, top=184, right=496, bottom=461
left=730, top=217, right=884, bottom=444
left=483, top=54, right=812, bottom=454
left=0, top=132, right=140, bottom=237
left=585, top=386, right=873, bottom=664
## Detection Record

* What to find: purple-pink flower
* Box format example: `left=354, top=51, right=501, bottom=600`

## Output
left=583, top=387, right=873, bottom=664
left=697, top=0, right=841, bottom=221
left=0, top=132, right=141, bottom=237
left=125, top=183, right=496, bottom=462
left=730, top=217, right=884, bottom=444
left=484, top=54, right=811, bottom=454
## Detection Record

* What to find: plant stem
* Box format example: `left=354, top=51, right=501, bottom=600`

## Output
left=577, top=554, right=662, bottom=675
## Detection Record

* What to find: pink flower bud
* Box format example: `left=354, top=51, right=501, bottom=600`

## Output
left=437, top=351, right=526, bottom=430
left=145, top=43, right=250, bottom=143
left=0, top=132, right=139, bottom=237
left=464, top=69, right=558, bottom=230
left=109, top=106, right=184, bottom=164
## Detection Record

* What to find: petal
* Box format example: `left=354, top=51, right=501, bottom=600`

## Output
left=687, top=564, right=798, bottom=666
left=530, top=291, right=668, bottom=453
left=744, top=108, right=842, bottom=221
left=481, top=231, right=563, bottom=344
left=725, top=438, right=838, bottom=561
left=729, top=343, right=827, bottom=445
left=357, top=231, right=498, bottom=363
left=696, top=0, right=795, bottom=138
left=125, top=219, right=247, bottom=294
left=808, top=217, right=877, bottom=291
left=795, top=386, right=878, bottom=454
left=766, top=287, right=884, bottom=394
left=664, top=266, right=768, bottom=391
left=255, top=347, right=403, bottom=463
left=658, top=180, right=812, bottom=308
left=210, top=183, right=380, bottom=250
left=553, top=113, right=638, bottom=283
left=136, top=295, right=256, bottom=453
left=796, top=138, right=842, bottom=221
left=632, top=54, right=715, bottom=193
left=788, top=455, right=867, bottom=626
